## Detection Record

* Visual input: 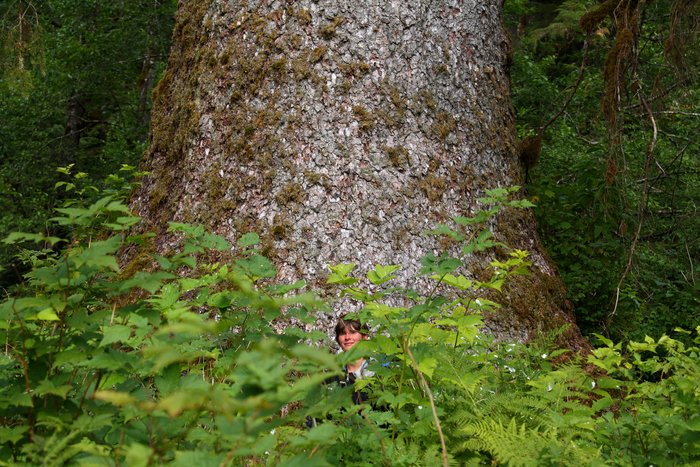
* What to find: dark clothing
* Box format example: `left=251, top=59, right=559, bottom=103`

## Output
left=325, top=367, right=370, bottom=405
left=306, top=361, right=374, bottom=428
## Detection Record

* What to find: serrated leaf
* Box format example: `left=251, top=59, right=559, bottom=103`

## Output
left=420, top=252, right=462, bottom=276
left=463, top=229, right=498, bottom=254
left=200, top=232, right=230, bottom=251
left=429, top=273, right=473, bottom=290
left=125, top=443, right=153, bottom=467
left=237, top=232, right=260, bottom=247
left=328, top=263, right=356, bottom=276
left=507, top=199, right=536, bottom=208
left=234, top=254, right=277, bottom=279
left=100, top=325, right=132, bottom=347
left=171, top=451, right=225, bottom=467
left=34, top=379, right=72, bottom=398
left=266, top=279, right=306, bottom=295
left=2, top=232, right=46, bottom=244
left=35, top=308, right=60, bottom=321
left=416, top=357, right=438, bottom=379
left=119, top=271, right=177, bottom=294
left=207, top=291, right=233, bottom=308
left=0, top=425, right=29, bottom=444
left=105, top=201, right=132, bottom=213
left=327, top=263, right=358, bottom=285
left=367, top=264, right=400, bottom=285
left=425, top=223, right=464, bottom=240
left=362, top=302, right=406, bottom=318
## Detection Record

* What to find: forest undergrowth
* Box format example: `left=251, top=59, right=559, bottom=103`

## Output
left=0, top=170, right=698, bottom=466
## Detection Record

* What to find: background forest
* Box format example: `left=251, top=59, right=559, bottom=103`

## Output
left=0, top=0, right=699, bottom=465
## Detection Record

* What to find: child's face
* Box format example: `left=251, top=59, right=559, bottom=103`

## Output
left=337, top=328, right=364, bottom=351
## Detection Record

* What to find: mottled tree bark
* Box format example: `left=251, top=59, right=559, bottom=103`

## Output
left=132, top=0, right=585, bottom=346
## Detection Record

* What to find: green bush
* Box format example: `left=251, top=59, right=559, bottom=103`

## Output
left=1, top=179, right=699, bottom=466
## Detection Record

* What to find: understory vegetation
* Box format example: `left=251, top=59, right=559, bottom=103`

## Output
left=509, top=0, right=699, bottom=340
left=1, top=176, right=698, bottom=465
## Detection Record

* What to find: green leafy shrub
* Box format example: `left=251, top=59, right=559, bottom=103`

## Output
left=1, top=178, right=699, bottom=466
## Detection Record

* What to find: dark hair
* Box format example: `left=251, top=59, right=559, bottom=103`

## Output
left=334, top=315, right=369, bottom=344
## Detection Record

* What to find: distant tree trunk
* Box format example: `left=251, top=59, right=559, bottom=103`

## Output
left=131, top=0, right=586, bottom=347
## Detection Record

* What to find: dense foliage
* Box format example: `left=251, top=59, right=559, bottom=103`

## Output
left=1, top=177, right=699, bottom=465
left=508, top=0, right=700, bottom=340
left=0, top=0, right=176, bottom=287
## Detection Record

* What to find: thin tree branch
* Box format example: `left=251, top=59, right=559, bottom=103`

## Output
left=405, top=344, right=448, bottom=467
left=538, top=37, right=590, bottom=135
left=609, top=88, right=658, bottom=325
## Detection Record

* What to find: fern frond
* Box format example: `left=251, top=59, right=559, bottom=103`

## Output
left=459, top=417, right=603, bottom=466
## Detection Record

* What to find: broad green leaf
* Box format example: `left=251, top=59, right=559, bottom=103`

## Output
left=326, top=263, right=358, bottom=285
left=125, top=443, right=153, bottom=467
left=82, top=350, right=135, bottom=371
left=207, top=291, right=233, bottom=308
left=34, top=379, right=72, bottom=398
left=65, top=437, right=110, bottom=458
left=151, top=283, right=180, bottom=310
left=420, top=252, right=462, bottom=276
left=155, top=364, right=182, bottom=396
left=0, top=390, right=33, bottom=408
left=104, top=215, right=141, bottom=230
left=266, top=279, right=306, bottom=295
left=367, top=264, right=400, bottom=285
left=0, top=425, right=29, bottom=444
left=100, top=324, right=132, bottom=347
left=425, top=223, right=464, bottom=240
left=506, top=199, right=536, bottom=208
left=35, top=307, right=60, bottom=321
left=53, top=348, right=86, bottom=367
left=467, top=298, right=501, bottom=311
left=289, top=344, right=338, bottom=369
left=237, top=232, right=260, bottom=247
left=301, top=423, right=338, bottom=444
left=463, top=229, right=499, bottom=254
left=157, top=389, right=209, bottom=417
left=199, top=232, right=231, bottom=251
left=416, top=356, right=438, bottom=379
left=105, top=200, right=132, bottom=213
left=341, top=287, right=379, bottom=301
left=119, top=271, right=177, bottom=294
left=3, top=232, right=46, bottom=244
left=372, top=334, right=401, bottom=356
left=327, top=263, right=356, bottom=276
left=171, top=451, right=225, bottom=467
left=234, top=254, right=277, bottom=279
left=686, top=418, right=700, bottom=432
left=1, top=297, right=49, bottom=316
left=429, top=273, right=473, bottom=291
left=362, top=301, right=407, bottom=318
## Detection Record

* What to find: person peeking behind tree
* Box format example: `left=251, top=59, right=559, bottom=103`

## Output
left=331, top=315, right=374, bottom=404
left=306, top=315, right=385, bottom=428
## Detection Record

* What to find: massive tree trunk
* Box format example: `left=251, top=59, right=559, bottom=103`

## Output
left=131, top=0, right=585, bottom=346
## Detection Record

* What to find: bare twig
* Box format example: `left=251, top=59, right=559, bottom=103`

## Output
left=405, top=344, right=448, bottom=467
left=655, top=111, right=700, bottom=117
left=685, top=240, right=696, bottom=286
left=538, top=37, right=590, bottom=135
left=609, top=88, right=657, bottom=325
